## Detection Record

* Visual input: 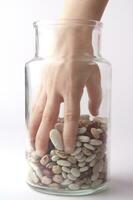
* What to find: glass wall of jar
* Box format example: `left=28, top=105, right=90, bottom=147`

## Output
left=25, top=20, right=111, bottom=196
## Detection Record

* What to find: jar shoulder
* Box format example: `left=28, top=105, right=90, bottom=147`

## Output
left=93, top=56, right=111, bottom=66
left=25, top=57, right=44, bottom=67
left=25, top=56, right=112, bottom=70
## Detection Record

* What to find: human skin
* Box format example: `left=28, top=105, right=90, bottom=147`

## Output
left=28, top=0, right=109, bottom=156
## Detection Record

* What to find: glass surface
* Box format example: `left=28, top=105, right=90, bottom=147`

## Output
left=25, top=19, right=111, bottom=196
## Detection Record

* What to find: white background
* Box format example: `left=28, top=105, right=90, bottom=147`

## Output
left=0, top=0, right=133, bottom=200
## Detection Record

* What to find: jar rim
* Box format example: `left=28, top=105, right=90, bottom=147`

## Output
left=33, top=19, right=103, bottom=28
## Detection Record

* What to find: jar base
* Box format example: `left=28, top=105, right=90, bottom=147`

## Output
left=26, top=179, right=109, bottom=196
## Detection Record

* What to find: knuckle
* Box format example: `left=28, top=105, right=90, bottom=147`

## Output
left=35, top=104, right=44, bottom=115
left=64, top=112, right=79, bottom=122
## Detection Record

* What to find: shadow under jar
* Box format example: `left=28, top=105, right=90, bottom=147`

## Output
left=25, top=19, right=111, bottom=196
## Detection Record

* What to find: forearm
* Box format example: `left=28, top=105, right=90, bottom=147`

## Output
left=61, top=0, right=109, bottom=20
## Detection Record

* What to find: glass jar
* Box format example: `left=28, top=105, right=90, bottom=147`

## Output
left=25, top=19, right=111, bottom=196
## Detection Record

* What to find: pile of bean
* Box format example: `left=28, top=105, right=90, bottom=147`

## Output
left=27, top=115, right=108, bottom=191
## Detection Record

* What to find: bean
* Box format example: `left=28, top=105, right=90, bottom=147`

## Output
left=90, top=139, right=102, bottom=146
left=86, top=154, right=96, bottom=163
left=52, top=165, right=62, bottom=174
left=78, top=127, right=87, bottom=134
left=71, top=147, right=82, bottom=156
left=50, top=129, right=64, bottom=150
left=68, top=183, right=80, bottom=190
left=78, top=136, right=90, bottom=143
left=40, top=155, right=50, bottom=166
left=67, top=173, right=77, bottom=181
left=41, top=176, right=52, bottom=185
left=53, top=175, right=64, bottom=184
left=71, top=168, right=80, bottom=177
left=57, top=160, right=71, bottom=167
left=80, top=166, right=89, bottom=172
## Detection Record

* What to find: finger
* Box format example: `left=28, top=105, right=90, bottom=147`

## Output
left=35, top=94, right=61, bottom=156
left=86, top=65, right=102, bottom=116
left=63, top=91, right=81, bottom=154
left=28, top=91, right=47, bottom=144
left=32, top=87, right=43, bottom=112
left=32, top=71, right=46, bottom=112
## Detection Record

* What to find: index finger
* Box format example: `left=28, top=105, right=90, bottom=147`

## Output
left=63, top=91, right=81, bottom=153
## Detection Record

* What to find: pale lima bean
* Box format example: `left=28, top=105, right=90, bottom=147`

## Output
left=96, top=151, right=105, bottom=160
left=36, top=168, right=43, bottom=179
left=78, top=162, right=86, bottom=168
left=29, top=162, right=38, bottom=172
left=41, top=176, right=52, bottom=185
left=55, top=150, right=68, bottom=159
left=62, top=166, right=71, bottom=173
left=78, top=127, right=87, bottom=134
left=96, top=145, right=106, bottom=153
left=91, top=173, right=99, bottom=181
left=75, top=152, right=84, bottom=160
left=78, top=136, right=90, bottom=143
left=50, top=129, right=64, bottom=150
left=93, top=160, right=104, bottom=174
left=30, top=171, right=39, bottom=183
left=80, top=166, right=89, bottom=172
left=54, top=123, right=63, bottom=132
left=82, top=147, right=92, bottom=156
left=83, top=143, right=95, bottom=151
left=69, top=183, right=80, bottom=190
left=46, top=162, right=55, bottom=169
left=77, top=156, right=86, bottom=162
left=62, top=171, right=67, bottom=179
left=51, top=155, right=59, bottom=162
left=90, top=139, right=102, bottom=146
left=75, top=179, right=86, bottom=186
left=71, top=168, right=80, bottom=177
left=57, top=160, right=71, bottom=167
left=53, top=175, right=64, bottom=184
left=40, top=154, right=50, bottom=166
left=91, top=128, right=100, bottom=139
left=52, top=165, right=62, bottom=174
left=61, top=179, right=72, bottom=186
left=90, top=159, right=97, bottom=167
left=29, top=163, right=43, bottom=178
left=71, top=147, right=82, bottom=156
left=81, top=185, right=90, bottom=189
left=91, top=179, right=103, bottom=187
left=30, top=151, right=41, bottom=163
left=76, top=141, right=82, bottom=147
left=50, top=149, right=56, bottom=156
left=43, top=168, right=53, bottom=177
left=67, top=156, right=77, bottom=164
left=49, top=183, right=59, bottom=188
left=67, top=173, right=77, bottom=181
left=94, top=116, right=107, bottom=124
left=86, top=154, right=96, bottom=163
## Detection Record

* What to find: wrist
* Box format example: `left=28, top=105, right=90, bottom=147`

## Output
left=50, top=24, right=93, bottom=58
left=60, top=0, right=109, bottom=21
left=60, top=0, right=90, bottom=20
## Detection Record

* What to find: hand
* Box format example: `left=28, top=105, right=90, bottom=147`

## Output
left=28, top=26, right=102, bottom=156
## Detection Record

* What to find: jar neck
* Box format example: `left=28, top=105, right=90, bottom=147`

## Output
left=34, top=20, right=102, bottom=59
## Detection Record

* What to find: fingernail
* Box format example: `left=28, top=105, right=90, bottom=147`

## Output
left=92, top=109, right=99, bottom=116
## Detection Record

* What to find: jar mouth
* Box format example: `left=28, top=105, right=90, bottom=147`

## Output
left=34, top=19, right=103, bottom=28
